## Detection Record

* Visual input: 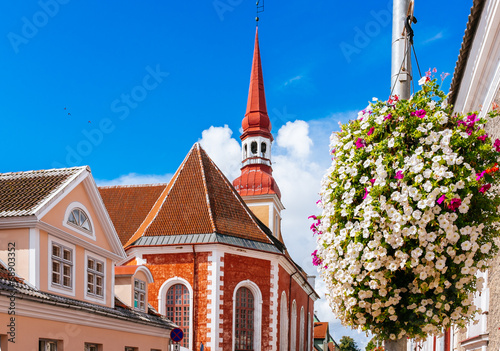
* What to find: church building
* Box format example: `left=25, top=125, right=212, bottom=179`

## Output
left=100, top=27, right=319, bottom=351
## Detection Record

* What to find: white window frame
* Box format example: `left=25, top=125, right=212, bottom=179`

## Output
left=232, top=280, right=263, bottom=351
left=63, top=201, right=96, bottom=240
left=134, top=278, right=147, bottom=311
left=84, top=251, right=106, bottom=303
left=158, top=277, right=194, bottom=350
left=48, top=236, right=75, bottom=296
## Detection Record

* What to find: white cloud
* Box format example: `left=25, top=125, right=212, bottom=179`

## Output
left=284, top=75, right=303, bottom=87
left=423, top=31, right=444, bottom=44
left=199, top=125, right=241, bottom=180
left=96, top=172, right=173, bottom=186
left=276, top=120, right=313, bottom=159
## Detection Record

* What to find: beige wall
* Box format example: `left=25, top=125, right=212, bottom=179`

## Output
left=0, top=311, right=170, bottom=351
left=115, top=276, right=132, bottom=307
left=41, top=182, right=112, bottom=252
left=0, top=228, right=30, bottom=281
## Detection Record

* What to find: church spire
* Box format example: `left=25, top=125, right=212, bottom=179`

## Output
left=241, top=27, right=272, bottom=141
left=233, top=27, right=283, bottom=240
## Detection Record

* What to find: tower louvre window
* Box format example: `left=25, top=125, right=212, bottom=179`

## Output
left=251, top=141, right=258, bottom=154
left=261, top=142, right=266, bottom=156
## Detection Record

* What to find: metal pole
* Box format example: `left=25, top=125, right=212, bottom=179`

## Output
left=391, top=0, right=412, bottom=99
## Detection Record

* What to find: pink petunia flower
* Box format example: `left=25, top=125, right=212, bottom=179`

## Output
left=411, top=109, right=426, bottom=118
left=437, top=195, right=446, bottom=204
left=394, top=171, right=404, bottom=180
left=384, top=114, right=392, bottom=121
left=367, top=127, right=375, bottom=136
left=479, top=184, right=491, bottom=193
left=478, top=134, right=488, bottom=141
left=363, top=188, right=369, bottom=200
left=476, top=171, right=486, bottom=181
left=448, top=198, right=462, bottom=212
left=370, top=179, right=376, bottom=185
left=356, top=138, right=366, bottom=149
left=495, top=139, right=500, bottom=152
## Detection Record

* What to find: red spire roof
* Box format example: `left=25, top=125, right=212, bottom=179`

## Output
left=241, top=27, right=272, bottom=141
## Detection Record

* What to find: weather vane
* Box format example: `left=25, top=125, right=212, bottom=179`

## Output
left=256, top=0, right=264, bottom=23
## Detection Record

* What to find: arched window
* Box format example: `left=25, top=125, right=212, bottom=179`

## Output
left=280, top=292, right=288, bottom=351
left=291, top=301, right=297, bottom=351
left=299, top=307, right=305, bottom=351
left=235, top=287, right=254, bottom=350
left=68, top=208, right=92, bottom=232
left=251, top=141, right=258, bottom=154
left=166, top=284, right=190, bottom=348
left=261, top=142, right=267, bottom=157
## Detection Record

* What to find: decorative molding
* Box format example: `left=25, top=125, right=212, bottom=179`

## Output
left=270, top=260, right=279, bottom=350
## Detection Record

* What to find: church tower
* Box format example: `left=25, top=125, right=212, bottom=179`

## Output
left=233, top=27, right=285, bottom=240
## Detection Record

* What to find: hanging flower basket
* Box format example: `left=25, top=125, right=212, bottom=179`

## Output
left=311, top=76, right=500, bottom=340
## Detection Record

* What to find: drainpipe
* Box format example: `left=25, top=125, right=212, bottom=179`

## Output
left=306, top=291, right=314, bottom=351
left=193, top=245, right=198, bottom=351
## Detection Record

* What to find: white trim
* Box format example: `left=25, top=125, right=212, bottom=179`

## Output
left=29, top=227, right=40, bottom=288
left=0, top=295, right=172, bottom=337
left=63, top=201, right=96, bottom=240
left=134, top=265, right=154, bottom=284
left=84, top=250, right=107, bottom=304
left=157, top=277, right=194, bottom=350
left=47, top=235, right=76, bottom=297
left=232, top=280, right=263, bottom=351
left=38, top=221, right=123, bottom=262
left=111, top=262, right=115, bottom=309
left=207, top=249, right=224, bottom=350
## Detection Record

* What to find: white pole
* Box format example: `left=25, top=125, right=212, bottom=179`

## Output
left=391, top=0, right=412, bottom=99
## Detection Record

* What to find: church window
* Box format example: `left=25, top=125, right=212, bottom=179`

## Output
left=299, top=307, right=305, bottom=351
left=166, top=284, right=190, bottom=348
left=291, top=300, right=297, bottom=351
left=67, top=208, right=92, bottom=232
left=235, top=287, right=254, bottom=350
left=280, top=292, right=289, bottom=351
left=251, top=141, right=258, bottom=154
left=261, top=142, right=267, bottom=156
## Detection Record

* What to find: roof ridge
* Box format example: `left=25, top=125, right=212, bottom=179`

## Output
left=0, top=165, right=88, bottom=178
left=98, top=183, right=168, bottom=189
left=124, top=144, right=198, bottom=248
left=197, top=143, right=217, bottom=234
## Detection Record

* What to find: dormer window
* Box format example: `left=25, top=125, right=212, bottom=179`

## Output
left=134, top=279, right=146, bottom=311
left=68, top=208, right=92, bottom=232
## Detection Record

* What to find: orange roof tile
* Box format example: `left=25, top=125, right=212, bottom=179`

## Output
left=0, top=167, right=86, bottom=217
left=314, top=322, right=329, bottom=339
left=99, top=184, right=166, bottom=246
left=123, top=143, right=275, bottom=247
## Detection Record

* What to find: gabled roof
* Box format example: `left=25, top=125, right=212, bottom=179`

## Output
left=0, top=166, right=86, bottom=217
left=314, top=322, right=329, bottom=340
left=99, top=184, right=167, bottom=245
left=101, top=144, right=278, bottom=249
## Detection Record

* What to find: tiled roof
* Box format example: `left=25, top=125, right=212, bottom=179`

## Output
left=99, top=184, right=167, bottom=246
left=0, top=264, right=175, bottom=329
left=0, top=166, right=86, bottom=217
left=121, top=143, right=276, bottom=247
left=314, top=322, right=328, bottom=339
left=449, top=0, right=485, bottom=105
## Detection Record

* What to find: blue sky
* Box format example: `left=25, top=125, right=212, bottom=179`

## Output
left=0, top=0, right=473, bottom=347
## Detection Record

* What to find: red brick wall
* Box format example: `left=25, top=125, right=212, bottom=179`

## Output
left=277, top=265, right=315, bottom=351
left=144, top=252, right=210, bottom=351
left=222, top=253, right=272, bottom=351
